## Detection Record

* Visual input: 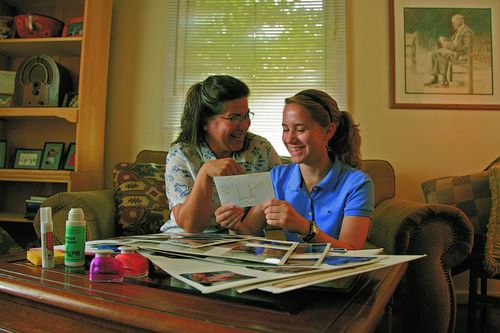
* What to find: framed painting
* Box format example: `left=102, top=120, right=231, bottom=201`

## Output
left=389, top=0, right=500, bottom=109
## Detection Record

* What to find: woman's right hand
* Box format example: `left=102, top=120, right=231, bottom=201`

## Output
left=215, top=204, right=245, bottom=231
left=202, top=158, right=246, bottom=178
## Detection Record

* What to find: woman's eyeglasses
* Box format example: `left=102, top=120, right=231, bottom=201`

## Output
left=218, top=111, right=254, bottom=124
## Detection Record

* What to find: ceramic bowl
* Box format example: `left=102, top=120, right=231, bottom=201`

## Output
left=14, top=13, right=63, bottom=38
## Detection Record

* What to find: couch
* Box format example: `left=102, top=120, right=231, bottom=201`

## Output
left=33, top=150, right=473, bottom=333
left=422, top=157, right=500, bottom=331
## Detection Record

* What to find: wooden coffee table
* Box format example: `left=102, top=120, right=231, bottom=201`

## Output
left=0, top=259, right=407, bottom=332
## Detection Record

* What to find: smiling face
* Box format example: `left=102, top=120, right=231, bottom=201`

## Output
left=205, top=97, right=251, bottom=158
left=282, top=102, right=335, bottom=165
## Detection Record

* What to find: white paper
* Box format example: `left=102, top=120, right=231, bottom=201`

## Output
left=213, top=172, right=275, bottom=207
left=254, top=255, right=424, bottom=294
left=140, top=251, right=376, bottom=294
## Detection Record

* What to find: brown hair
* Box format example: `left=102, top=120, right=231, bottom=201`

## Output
left=173, top=75, right=251, bottom=150
left=285, top=89, right=362, bottom=168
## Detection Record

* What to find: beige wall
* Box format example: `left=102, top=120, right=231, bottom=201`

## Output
left=106, top=0, right=500, bottom=298
left=105, top=0, right=167, bottom=182
left=348, top=0, right=500, bottom=300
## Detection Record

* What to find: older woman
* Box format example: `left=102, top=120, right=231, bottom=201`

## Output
left=161, top=75, right=281, bottom=234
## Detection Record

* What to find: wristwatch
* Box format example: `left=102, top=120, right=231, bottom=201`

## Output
left=299, top=220, right=319, bottom=242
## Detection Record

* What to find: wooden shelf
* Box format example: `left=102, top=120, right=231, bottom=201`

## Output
left=0, top=0, right=111, bottom=227
left=0, top=107, right=78, bottom=123
left=0, top=169, right=72, bottom=183
left=0, top=212, right=32, bottom=223
left=0, top=37, right=82, bottom=57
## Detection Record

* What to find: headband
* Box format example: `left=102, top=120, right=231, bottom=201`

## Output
left=296, top=92, right=333, bottom=123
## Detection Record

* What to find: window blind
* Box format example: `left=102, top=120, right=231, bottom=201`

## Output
left=164, top=0, right=347, bottom=155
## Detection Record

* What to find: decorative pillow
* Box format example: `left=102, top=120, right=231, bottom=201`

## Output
left=484, top=163, right=500, bottom=276
left=0, top=226, right=24, bottom=255
left=422, top=170, right=491, bottom=235
left=113, top=162, right=169, bottom=236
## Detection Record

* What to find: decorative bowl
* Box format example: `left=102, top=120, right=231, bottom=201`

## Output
left=14, top=13, right=64, bottom=38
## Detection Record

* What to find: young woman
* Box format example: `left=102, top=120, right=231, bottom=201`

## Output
left=216, top=89, right=373, bottom=250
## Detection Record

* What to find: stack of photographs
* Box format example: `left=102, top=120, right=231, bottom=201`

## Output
left=83, top=233, right=424, bottom=295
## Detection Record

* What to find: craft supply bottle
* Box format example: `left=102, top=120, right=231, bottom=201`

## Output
left=115, top=246, right=149, bottom=278
left=89, top=249, right=124, bottom=283
left=40, top=207, right=55, bottom=268
left=64, top=208, right=86, bottom=267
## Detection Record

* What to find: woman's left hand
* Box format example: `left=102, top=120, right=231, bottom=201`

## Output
left=215, top=204, right=245, bottom=231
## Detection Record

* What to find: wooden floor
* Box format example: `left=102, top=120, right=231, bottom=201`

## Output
left=390, top=303, right=499, bottom=333
left=455, top=303, right=500, bottom=333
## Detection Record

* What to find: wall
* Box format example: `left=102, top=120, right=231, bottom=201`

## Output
left=349, top=0, right=500, bottom=301
left=105, top=0, right=167, bottom=179
left=350, top=2, right=499, bottom=202
left=105, top=0, right=500, bottom=299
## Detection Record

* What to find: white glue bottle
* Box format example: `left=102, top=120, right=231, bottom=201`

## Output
left=40, top=207, right=55, bottom=268
left=64, top=208, right=87, bottom=267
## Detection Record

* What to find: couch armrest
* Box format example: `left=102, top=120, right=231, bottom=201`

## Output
left=33, top=190, right=116, bottom=245
left=368, top=198, right=473, bottom=332
left=369, top=198, right=473, bottom=264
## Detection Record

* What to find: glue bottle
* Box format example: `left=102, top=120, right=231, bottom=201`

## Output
left=64, top=208, right=86, bottom=267
left=40, top=207, right=55, bottom=268
left=115, top=246, right=149, bottom=278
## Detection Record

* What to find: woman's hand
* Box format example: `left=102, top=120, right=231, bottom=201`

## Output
left=262, top=199, right=309, bottom=236
left=215, top=204, right=245, bottom=231
left=201, top=158, right=245, bottom=178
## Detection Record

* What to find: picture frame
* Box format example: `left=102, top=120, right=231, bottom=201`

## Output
left=62, top=16, right=84, bottom=37
left=389, top=0, right=500, bottom=109
left=0, top=140, right=6, bottom=168
left=40, top=142, right=65, bottom=170
left=14, top=149, right=43, bottom=169
left=0, top=93, right=12, bottom=107
left=63, top=143, right=76, bottom=171
left=62, top=92, right=78, bottom=107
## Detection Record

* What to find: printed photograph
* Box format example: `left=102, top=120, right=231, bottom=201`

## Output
left=181, top=270, right=254, bottom=287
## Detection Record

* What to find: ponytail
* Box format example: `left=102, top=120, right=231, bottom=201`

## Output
left=328, top=111, right=362, bottom=169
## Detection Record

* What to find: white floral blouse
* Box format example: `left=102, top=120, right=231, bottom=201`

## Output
left=160, top=132, right=282, bottom=233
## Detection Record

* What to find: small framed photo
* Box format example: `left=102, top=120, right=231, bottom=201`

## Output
left=0, top=93, right=12, bottom=107
left=62, top=92, right=78, bottom=107
left=62, top=16, right=84, bottom=37
left=14, top=149, right=42, bottom=169
left=63, top=143, right=76, bottom=171
left=0, top=141, right=6, bottom=168
left=40, top=142, right=65, bottom=170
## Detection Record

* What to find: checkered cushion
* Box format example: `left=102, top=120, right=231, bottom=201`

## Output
left=485, top=163, right=500, bottom=275
left=422, top=171, right=491, bottom=234
left=113, top=162, right=169, bottom=235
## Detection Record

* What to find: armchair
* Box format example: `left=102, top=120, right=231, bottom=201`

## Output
left=422, top=157, right=500, bottom=332
left=34, top=151, right=473, bottom=333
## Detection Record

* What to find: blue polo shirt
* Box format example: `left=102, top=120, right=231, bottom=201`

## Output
left=270, top=158, right=374, bottom=242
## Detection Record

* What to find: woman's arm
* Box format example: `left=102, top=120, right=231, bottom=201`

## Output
left=215, top=204, right=267, bottom=235
left=262, top=199, right=370, bottom=250
left=170, top=158, right=245, bottom=233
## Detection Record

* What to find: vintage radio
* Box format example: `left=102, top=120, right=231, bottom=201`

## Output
left=13, top=54, right=71, bottom=107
